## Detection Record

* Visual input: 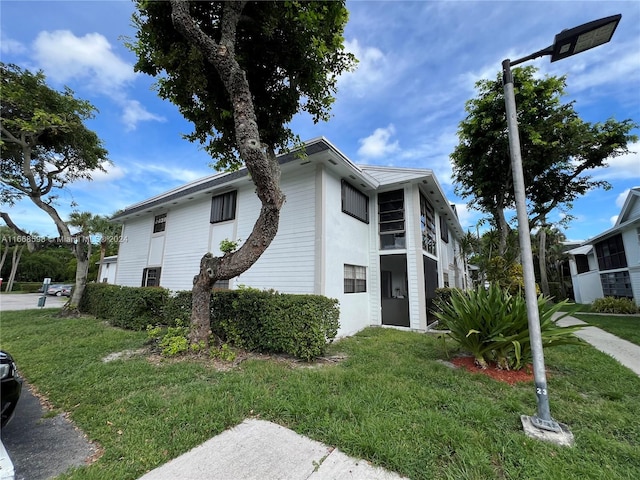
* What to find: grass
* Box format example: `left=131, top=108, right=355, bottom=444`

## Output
left=575, top=313, right=640, bottom=346
left=1, top=310, right=639, bottom=480
left=555, top=302, right=592, bottom=313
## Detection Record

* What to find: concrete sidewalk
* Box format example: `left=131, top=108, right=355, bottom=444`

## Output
left=555, top=314, right=640, bottom=377
left=138, top=419, right=407, bottom=480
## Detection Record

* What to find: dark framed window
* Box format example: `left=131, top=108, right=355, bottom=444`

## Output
left=420, top=194, right=436, bottom=255
left=439, top=215, right=449, bottom=243
left=344, top=264, right=367, bottom=293
left=595, top=234, right=627, bottom=271
left=379, top=190, right=405, bottom=249
left=600, top=271, right=632, bottom=298
left=142, top=267, right=161, bottom=287
left=153, top=213, right=166, bottom=233
left=575, top=255, right=590, bottom=274
left=342, top=180, right=369, bottom=223
left=211, top=191, right=237, bottom=224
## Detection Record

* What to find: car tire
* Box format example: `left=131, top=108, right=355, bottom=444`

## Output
left=56, top=291, right=62, bottom=296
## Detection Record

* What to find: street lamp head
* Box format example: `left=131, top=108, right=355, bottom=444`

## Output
left=550, top=14, right=622, bottom=62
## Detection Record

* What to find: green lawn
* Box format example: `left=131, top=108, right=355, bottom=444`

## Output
left=575, top=313, right=640, bottom=346
left=1, top=310, right=639, bottom=480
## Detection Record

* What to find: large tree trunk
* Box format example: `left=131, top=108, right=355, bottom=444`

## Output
left=493, top=205, right=510, bottom=257
left=171, top=1, right=285, bottom=347
left=5, top=245, right=23, bottom=292
left=538, top=223, right=550, bottom=297
left=0, top=239, right=9, bottom=275
left=64, top=237, right=91, bottom=313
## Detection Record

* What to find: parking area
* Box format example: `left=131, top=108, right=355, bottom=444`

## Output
left=0, top=293, right=68, bottom=312
left=2, top=292, right=96, bottom=479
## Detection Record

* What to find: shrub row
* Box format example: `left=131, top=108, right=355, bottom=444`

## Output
left=79, top=283, right=168, bottom=330
left=592, top=297, right=639, bottom=314
left=80, top=284, right=340, bottom=360
left=2, top=282, right=44, bottom=293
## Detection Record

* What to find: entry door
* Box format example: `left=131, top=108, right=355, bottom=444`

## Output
left=424, top=257, right=438, bottom=324
left=380, top=255, right=410, bottom=327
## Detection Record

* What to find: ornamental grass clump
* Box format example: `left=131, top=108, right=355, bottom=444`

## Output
left=434, top=283, right=584, bottom=370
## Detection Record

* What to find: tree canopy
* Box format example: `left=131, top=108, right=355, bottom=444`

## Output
left=0, top=62, right=110, bottom=309
left=130, top=1, right=354, bottom=345
left=131, top=0, right=355, bottom=169
left=451, top=66, right=638, bottom=255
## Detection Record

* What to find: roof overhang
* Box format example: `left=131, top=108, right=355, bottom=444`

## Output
left=567, top=245, right=593, bottom=256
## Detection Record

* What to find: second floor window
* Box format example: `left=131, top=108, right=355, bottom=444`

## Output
left=153, top=213, right=166, bottom=233
left=342, top=180, right=369, bottom=223
left=379, top=189, right=405, bottom=250
left=420, top=194, right=436, bottom=255
left=211, top=191, right=237, bottom=223
left=595, top=234, right=626, bottom=270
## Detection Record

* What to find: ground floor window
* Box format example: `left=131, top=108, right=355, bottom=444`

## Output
left=142, top=267, right=161, bottom=287
left=600, top=270, right=632, bottom=298
left=344, top=264, right=367, bottom=293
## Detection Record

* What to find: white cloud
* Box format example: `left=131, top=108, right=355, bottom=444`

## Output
left=610, top=215, right=618, bottom=226
left=1, top=35, right=27, bottom=55
left=131, top=163, right=209, bottom=184
left=32, top=30, right=135, bottom=93
left=592, top=144, right=640, bottom=181
left=122, top=100, right=166, bottom=132
left=90, top=162, right=126, bottom=183
left=338, top=38, right=390, bottom=97
left=616, top=189, right=630, bottom=208
left=357, top=125, right=400, bottom=159
left=560, top=41, right=640, bottom=93
left=29, top=30, right=166, bottom=131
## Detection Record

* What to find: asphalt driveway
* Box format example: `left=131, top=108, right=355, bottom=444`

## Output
left=1, top=381, right=99, bottom=480
left=0, top=293, right=67, bottom=311
left=1, top=292, right=97, bottom=479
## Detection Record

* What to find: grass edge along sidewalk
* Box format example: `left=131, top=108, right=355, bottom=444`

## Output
left=1, top=310, right=639, bottom=480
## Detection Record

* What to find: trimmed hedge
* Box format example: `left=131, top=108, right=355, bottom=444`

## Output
left=592, top=297, right=639, bottom=314
left=80, top=283, right=168, bottom=330
left=164, top=289, right=340, bottom=360
left=80, top=284, right=340, bottom=360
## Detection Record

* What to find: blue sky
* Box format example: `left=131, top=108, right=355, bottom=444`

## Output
left=2, top=0, right=639, bottom=242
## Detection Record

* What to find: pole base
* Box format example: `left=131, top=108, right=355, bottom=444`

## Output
left=521, top=415, right=574, bottom=447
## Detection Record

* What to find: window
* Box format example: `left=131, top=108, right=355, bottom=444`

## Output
left=213, top=279, right=230, bottom=290
left=600, top=271, right=632, bottom=298
left=344, top=264, right=367, bottom=293
left=210, top=191, right=237, bottom=223
left=379, top=190, right=405, bottom=249
left=342, top=180, right=369, bottom=223
left=420, top=194, right=436, bottom=255
left=142, top=267, right=161, bottom=287
left=439, top=215, right=449, bottom=243
left=575, top=255, right=590, bottom=274
left=153, top=213, right=166, bottom=233
left=595, top=234, right=627, bottom=270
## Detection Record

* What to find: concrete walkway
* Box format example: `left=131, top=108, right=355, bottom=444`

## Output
left=555, top=314, right=640, bottom=377
left=138, top=419, right=407, bottom=480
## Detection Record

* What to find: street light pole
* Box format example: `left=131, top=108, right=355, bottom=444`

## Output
left=501, top=14, right=622, bottom=437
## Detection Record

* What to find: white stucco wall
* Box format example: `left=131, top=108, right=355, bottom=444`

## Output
left=322, top=169, right=372, bottom=337
left=115, top=217, right=152, bottom=287
left=235, top=166, right=317, bottom=293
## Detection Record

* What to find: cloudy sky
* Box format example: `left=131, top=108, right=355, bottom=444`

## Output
left=1, top=0, right=639, bottom=242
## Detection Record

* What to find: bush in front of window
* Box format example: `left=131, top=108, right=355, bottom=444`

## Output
left=80, top=283, right=169, bottom=330
left=163, top=288, right=340, bottom=360
left=592, top=297, right=639, bottom=314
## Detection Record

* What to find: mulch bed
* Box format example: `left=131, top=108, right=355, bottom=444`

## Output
left=451, top=356, right=535, bottom=385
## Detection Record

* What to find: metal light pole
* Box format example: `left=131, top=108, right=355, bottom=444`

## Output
left=501, top=14, right=622, bottom=435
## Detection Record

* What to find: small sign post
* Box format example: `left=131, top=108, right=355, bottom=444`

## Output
left=38, top=278, right=51, bottom=308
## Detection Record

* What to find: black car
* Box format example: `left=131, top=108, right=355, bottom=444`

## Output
left=1, top=350, right=22, bottom=427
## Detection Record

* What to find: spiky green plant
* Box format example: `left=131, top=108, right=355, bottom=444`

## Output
left=434, top=283, right=584, bottom=369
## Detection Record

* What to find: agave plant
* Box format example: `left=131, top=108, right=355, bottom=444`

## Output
left=434, top=283, right=584, bottom=370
